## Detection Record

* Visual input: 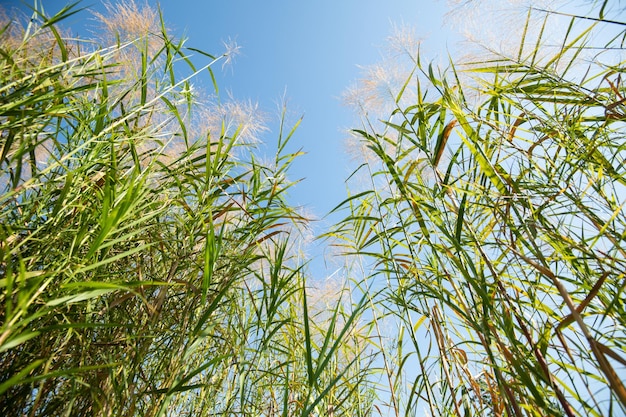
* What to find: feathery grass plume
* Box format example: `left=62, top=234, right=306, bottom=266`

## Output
left=343, top=61, right=419, bottom=125
left=446, top=0, right=563, bottom=55
left=91, top=0, right=162, bottom=61
left=221, top=36, right=241, bottom=70
left=386, top=22, right=422, bottom=64
left=215, top=97, right=269, bottom=146
left=90, top=0, right=177, bottom=133
left=343, top=24, right=421, bottom=118
left=445, top=0, right=616, bottom=99
left=343, top=24, right=426, bottom=174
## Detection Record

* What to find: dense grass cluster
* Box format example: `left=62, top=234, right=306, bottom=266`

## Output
left=331, top=1, right=626, bottom=415
left=1, top=1, right=625, bottom=416
left=0, top=2, right=372, bottom=416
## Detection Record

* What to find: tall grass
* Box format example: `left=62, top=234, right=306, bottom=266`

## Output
left=0, top=2, right=374, bottom=416
left=4, top=1, right=625, bottom=416
left=331, top=1, right=626, bottom=416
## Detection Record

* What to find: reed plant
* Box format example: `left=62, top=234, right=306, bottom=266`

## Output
left=0, top=2, right=374, bottom=416
left=331, top=1, right=626, bottom=416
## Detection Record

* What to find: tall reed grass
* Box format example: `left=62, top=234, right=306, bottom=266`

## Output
left=0, top=2, right=374, bottom=415
left=331, top=1, right=626, bottom=415
left=3, top=1, right=625, bottom=416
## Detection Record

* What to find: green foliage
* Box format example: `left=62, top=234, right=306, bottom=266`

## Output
left=4, top=1, right=626, bottom=416
left=331, top=2, right=626, bottom=416
left=0, top=2, right=374, bottom=416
